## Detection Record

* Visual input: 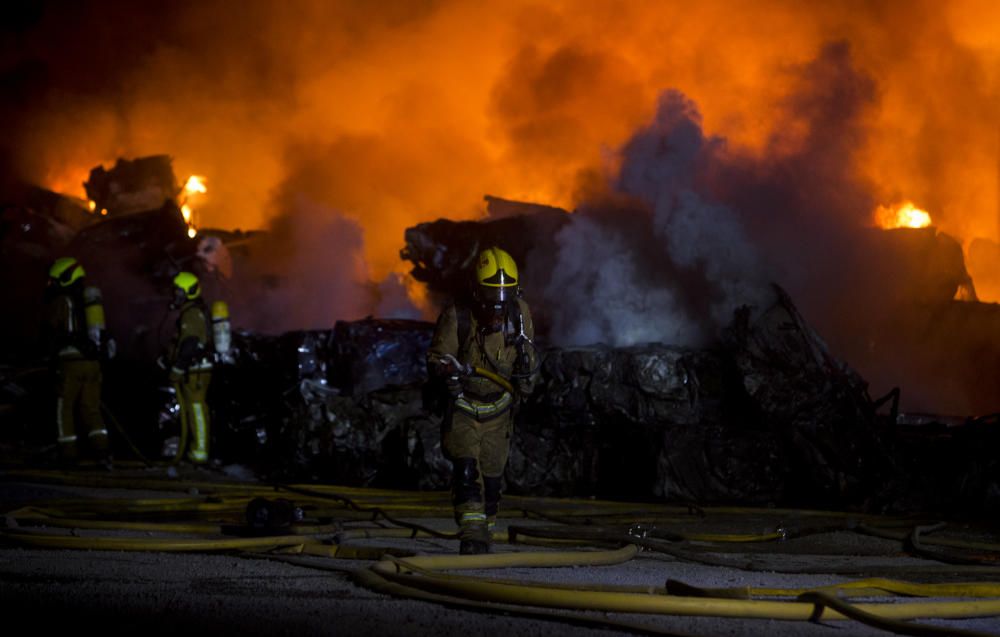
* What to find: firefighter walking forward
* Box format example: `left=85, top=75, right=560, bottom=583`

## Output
left=427, top=246, right=539, bottom=554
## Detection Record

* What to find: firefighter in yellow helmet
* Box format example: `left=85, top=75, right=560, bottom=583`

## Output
left=44, top=257, right=114, bottom=464
left=168, top=271, right=214, bottom=465
left=427, top=247, right=539, bottom=554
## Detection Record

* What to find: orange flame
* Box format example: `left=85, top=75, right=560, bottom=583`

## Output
left=874, top=201, right=932, bottom=229
left=184, top=175, right=207, bottom=195
left=180, top=175, right=205, bottom=238
left=22, top=2, right=1000, bottom=316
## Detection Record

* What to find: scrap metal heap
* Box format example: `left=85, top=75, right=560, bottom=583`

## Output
left=208, top=270, right=994, bottom=514
left=247, top=284, right=890, bottom=511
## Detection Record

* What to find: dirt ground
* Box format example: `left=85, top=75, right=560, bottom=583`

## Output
left=2, top=463, right=1000, bottom=637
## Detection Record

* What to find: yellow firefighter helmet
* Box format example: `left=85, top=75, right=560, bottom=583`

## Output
left=475, top=247, right=518, bottom=305
left=172, top=271, right=201, bottom=301
left=49, top=257, right=85, bottom=287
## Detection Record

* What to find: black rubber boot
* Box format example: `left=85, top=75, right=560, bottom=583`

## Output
left=458, top=518, right=491, bottom=555
left=459, top=537, right=491, bottom=555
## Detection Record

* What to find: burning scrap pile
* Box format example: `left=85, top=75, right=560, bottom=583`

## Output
left=3, top=154, right=1000, bottom=514
left=202, top=204, right=979, bottom=513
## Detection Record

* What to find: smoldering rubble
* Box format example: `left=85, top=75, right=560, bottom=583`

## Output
left=202, top=276, right=998, bottom=516
left=3, top=159, right=1000, bottom=517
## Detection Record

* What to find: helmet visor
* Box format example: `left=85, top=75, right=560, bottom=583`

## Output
left=478, top=284, right=515, bottom=307
left=171, top=286, right=188, bottom=308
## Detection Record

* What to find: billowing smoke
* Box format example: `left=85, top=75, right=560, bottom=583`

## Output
left=4, top=1, right=1000, bottom=294
left=225, top=194, right=421, bottom=333
left=538, top=41, right=996, bottom=415
left=226, top=196, right=370, bottom=332
left=3, top=2, right=1000, bottom=410
left=544, top=91, right=768, bottom=347
left=545, top=44, right=877, bottom=348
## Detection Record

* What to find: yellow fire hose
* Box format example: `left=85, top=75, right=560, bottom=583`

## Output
left=5, top=475, right=998, bottom=557
left=377, top=550, right=1000, bottom=601
left=470, top=366, right=515, bottom=394
left=6, top=470, right=1000, bottom=634
left=0, top=527, right=411, bottom=561
left=437, top=353, right=516, bottom=395
left=368, top=555, right=1000, bottom=623
left=9, top=508, right=1000, bottom=628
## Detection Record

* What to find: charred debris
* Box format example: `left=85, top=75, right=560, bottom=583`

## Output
left=2, top=159, right=1000, bottom=516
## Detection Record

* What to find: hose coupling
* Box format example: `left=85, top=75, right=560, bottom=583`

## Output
left=628, top=523, right=651, bottom=539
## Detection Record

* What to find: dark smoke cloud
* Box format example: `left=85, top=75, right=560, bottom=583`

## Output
left=537, top=43, right=872, bottom=345
left=226, top=196, right=373, bottom=333
left=710, top=42, right=880, bottom=327
left=543, top=91, right=768, bottom=347
left=3, top=2, right=999, bottom=413
left=543, top=42, right=883, bottom=348
left=539, top=40, right=996, bottom=414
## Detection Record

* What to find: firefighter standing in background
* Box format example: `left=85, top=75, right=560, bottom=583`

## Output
left=44, top=257, right=114, bottom=464
left=168, top=271, right=214, bottom=465
left=427, top=247, right=539, bottom=554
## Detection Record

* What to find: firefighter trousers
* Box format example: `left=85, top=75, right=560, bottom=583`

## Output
left=442, top=407, right=513, bottom=538
left=175, top=370, right=212, bottom=464
left=56, top=359, right=107, bottom=458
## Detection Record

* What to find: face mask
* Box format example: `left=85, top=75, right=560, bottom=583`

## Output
left=170, top=287, right=188, bottom=309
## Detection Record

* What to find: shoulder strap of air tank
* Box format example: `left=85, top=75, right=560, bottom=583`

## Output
left=506, top=297, right=523, bottom=334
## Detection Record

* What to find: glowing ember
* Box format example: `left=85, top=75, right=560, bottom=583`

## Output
left=874, top=201, right=932, bottom=229
left=187, top=227, right=197, bottom=238
left=184, top=175, right=207, bottom=195
left=87, top=200, right=96, bottom=212
left=181, top=204, right=193, bottom=223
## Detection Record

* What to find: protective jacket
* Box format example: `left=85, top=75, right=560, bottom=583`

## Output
left=427, top=298, right=538, bottom=416
left=169, top=299, right=212, bottom=377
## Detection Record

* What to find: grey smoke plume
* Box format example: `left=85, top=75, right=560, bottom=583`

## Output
left=228, top=195, right=419, bottom=333
left=545, top=91, right=769, bottom=347
left=545, top=214, right=703, bottom=346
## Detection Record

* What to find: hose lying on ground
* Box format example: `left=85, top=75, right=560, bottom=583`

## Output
left=6, top=470, right=1000, bottom=636
left=365, top=548, right=1000, bottom=628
